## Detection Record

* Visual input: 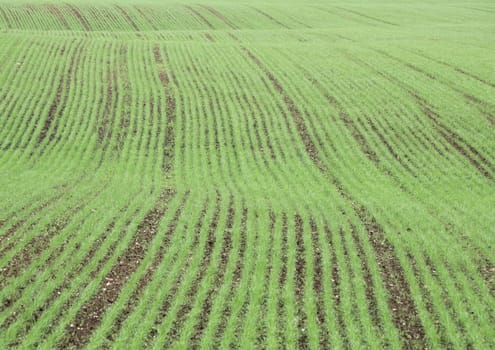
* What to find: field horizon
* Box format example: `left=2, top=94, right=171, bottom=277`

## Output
left=0, top=1, right=494, bottom=348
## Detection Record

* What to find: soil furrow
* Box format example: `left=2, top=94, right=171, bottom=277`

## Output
left=185, top=5, right=214, bottom=29
left=335, top=6, right=398, bottom=26
left=375, top=49, right=495, bottom=126
left=241, top=47, right=324, bottom=172
left=365, top=116, right=414, bottom=174
left=0, top=192, right=64, bottom=248
left=309, top=218, right=330, bottom=349
left=350, top=54, right=494, bottom=180
left=212, top=204, right=248, bottom=347
left=325, top=223, right=348, bottom=348
left=143, top=197, right=209, bottom=346
left=276, top=213, right=289, bottom=346
left=354, top=204, right=426, bottom=347
left=328, top=178, right=426, bottom=347
left=250, top=7, right=290, bottom=29
left=199, top=5, right=238, bottom=29
left=0, top=197, right=123, bottom=339
left=411, top=50, right=495, bottom=89
left=303, top=75, right=383, bottom=165
left=36, top=42, right=84, bottom=148
left=0, top=7, right=11, bottom=29
left=46, top=5, right=70, bottom=30
left=406, top=251, right=450, bottom=346
left=58, top=188, right=176, bottom=349
left=102, top=192, right=190, bottom=344
left=347, top=221, right=382, bottom=329
left=114, top=5, right=139, bottom=31
left=294, top=214, right=308, bottom=349
left=65, top=3, right=90, bottom=31
left=162, top=193, right=221, bottom=348
left=1, top=205, right=84, bottom=281
left=115, top=45, right=131, bottom=152
left=190, top=198, right=235, bottom=348
left=253, top=211, right=276, bottom=348
left=97, top=63, right=116, bottom=145
left=153, top=45, right=177, bottom=173
left=133, top=6, right=158, bottom=30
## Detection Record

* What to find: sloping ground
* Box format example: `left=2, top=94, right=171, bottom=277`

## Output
left=0, top=1, right=494, bottom=348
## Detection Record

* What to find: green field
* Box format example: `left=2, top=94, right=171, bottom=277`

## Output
left=0, top=0, right=494, bottom=348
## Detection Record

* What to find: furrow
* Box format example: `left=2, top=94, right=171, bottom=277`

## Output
left=58, top=188, right=176, bottom=348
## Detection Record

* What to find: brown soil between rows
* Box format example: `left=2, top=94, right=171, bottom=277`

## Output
left=325, top=223, right=349, bottom=348
left=210, top=205, right=248, bottom=348
left=185, top=5, right=214, bottom=29
left=241, top=47, right=324, bottom=172
left=153, top=45, right=177, bottom=173
left=65, top=3, right=90, bottom=31
left=133, top=6, right=158, bottom=31
left=253, top=211, right=276, bottom=348
left=351, top=54, right=494, bottom=180
left=199, top=5, right=238, bottom=29
left=0, top=191, right=65, bottom=252
left=58, top=188, right=176, bottom=349
left=138, top=196, right=208, bottom=347
left=412, top=50, right=495, bottom=89
left=0, top=7, right=12, bottom=28
left=102, top=192, right=190, bottom=344
left=36, top=43, right=84, bottom=148
left=250, top=7, right=290, bottom=29
left=190, top=199, right=235, bottom=348
left=1, top=215, right=74, bottom=281
left=335, top=6, right=398, bottom=26
left=294, top=214, right=308, bottom=349
left=114, top=5, right=139, bottom=31
left=355, top=205, right=426, bottom=346
left=45, top=5, right=70, bottom=30
left=162, top=194, right=222, bottom=348
left=347, top=220, right=382, bottom=331
left=376, top=49, right=495, bottom=126
left=309, top=218, right=330, bottom=349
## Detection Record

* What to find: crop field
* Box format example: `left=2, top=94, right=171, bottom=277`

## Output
left=0, top=0, right=494, bottom=348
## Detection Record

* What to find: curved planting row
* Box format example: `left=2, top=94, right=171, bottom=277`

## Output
left=0, top=2, right=493, bottom=349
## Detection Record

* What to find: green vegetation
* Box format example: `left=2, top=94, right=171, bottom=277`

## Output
left=0, top=0, right=494, bottom=348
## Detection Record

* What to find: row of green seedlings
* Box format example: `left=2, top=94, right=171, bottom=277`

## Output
left=260, top=43, right=495, bottom=344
